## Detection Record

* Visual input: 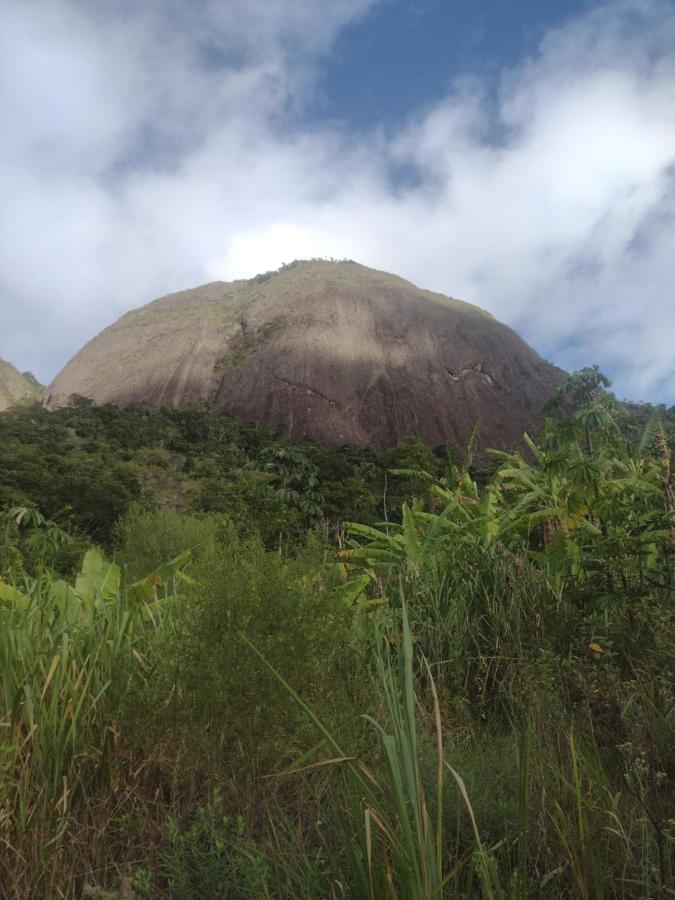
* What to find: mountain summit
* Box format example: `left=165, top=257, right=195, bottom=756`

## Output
left=45, top=260, right=562, bottom=450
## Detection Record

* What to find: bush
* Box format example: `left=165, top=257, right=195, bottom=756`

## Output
left=115, top=505, right=219, bottom=580
left=137, top=526, right=356, bottom=776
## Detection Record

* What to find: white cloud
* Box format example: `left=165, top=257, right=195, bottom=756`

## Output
left=0, top=0, right=673, bottom=403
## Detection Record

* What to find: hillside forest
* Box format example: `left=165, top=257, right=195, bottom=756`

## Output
left=0, top=368, right=673, bottom=898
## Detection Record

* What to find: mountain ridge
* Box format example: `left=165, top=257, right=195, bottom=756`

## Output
left=0, top=359, right=41, bottom=411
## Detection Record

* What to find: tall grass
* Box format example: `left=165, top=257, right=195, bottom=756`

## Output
left=245, top=601, right=514, bottom=899
left=1, top=484, right=672, bottom=897
left=0, top=551, right=181, bottom=896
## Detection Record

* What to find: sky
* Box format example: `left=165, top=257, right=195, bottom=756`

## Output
left=1, top=0, right=674, bottom=404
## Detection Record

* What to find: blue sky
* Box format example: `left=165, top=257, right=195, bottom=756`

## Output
left=1, top=0, right=674, bottom=403
left=316, top=0, right=594, bottom=129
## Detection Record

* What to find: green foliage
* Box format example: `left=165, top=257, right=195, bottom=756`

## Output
left=247, top=600, right=519, bottom=899
left=165, top=527, right=354, bottom=766
left=0, top=400, right=393, bottom=546
left=0, top=404, right=141, bottom=543
left=0, top=539, right=189, bottom=893
left=1, top=369, right=673, bottom=897
left=333, top=372, right=674, bottom=896
left=384, top=435, right=444, bottom=512
left=134, top=791, right=270, bottom=898
left=343, top=387, right=673, bottom=607
left=0, top=501, right=86, bottom=577
left=114, top=505, right=218, bottom=580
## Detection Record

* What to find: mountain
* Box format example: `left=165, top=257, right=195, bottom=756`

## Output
left=45, top=260, right=563, bottom=450
left=0, top=359, right=41, bottom=411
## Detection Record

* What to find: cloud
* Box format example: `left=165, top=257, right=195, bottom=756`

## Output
left=1, top=0, right=674, bottom=403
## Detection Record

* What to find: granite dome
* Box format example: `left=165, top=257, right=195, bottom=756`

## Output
left=45, top=260, right=563, bottom=450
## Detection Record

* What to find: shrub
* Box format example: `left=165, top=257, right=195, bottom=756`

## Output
left=140, top=528, right=356, bottom=776
left=115, top=505, right=219, bottom=580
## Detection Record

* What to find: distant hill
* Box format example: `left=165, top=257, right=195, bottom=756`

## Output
left=0, top=359, right=41, bottom=411
left=45, top=260, right=564, bottom=450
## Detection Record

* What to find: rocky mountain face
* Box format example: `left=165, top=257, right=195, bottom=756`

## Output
left=0, top=359, right=40, bottom=411
left=45, top=260, right=563, bottom=450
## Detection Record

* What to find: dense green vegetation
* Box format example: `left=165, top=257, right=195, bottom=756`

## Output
left=0, top=374, right=673, bottom=898
left=0, top=396, right=451, bottom=550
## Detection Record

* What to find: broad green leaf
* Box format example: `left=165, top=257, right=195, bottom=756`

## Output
left=75, top=549, right=121, bottom=602
left=332, top=575, right=371, bottom=606
left=0, top=580, right=30, bottom=609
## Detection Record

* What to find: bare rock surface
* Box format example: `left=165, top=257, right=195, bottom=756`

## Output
left=0, top=359, right=41, bottom=411
left=45, top=260, right=563, bottom=450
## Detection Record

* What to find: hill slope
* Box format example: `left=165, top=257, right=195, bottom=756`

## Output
left=45, top=260, right=563, bottom=450
left=0, top=359, right=41, bottom=411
